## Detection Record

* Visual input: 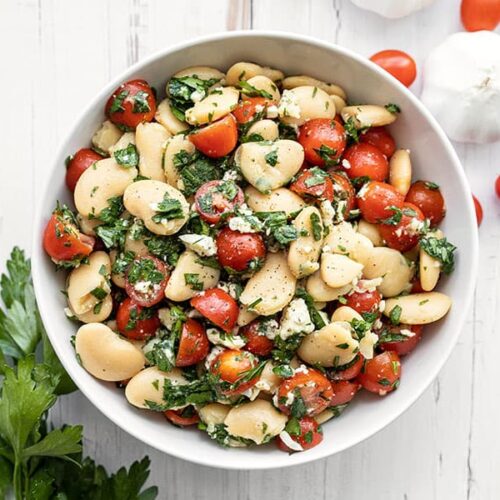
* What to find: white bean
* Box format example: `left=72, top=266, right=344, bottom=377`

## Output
left=357, top=220, right=383, bottom=246
left=306, top=271, right=352, bottom=302
left=278, top=86, right=335, bottom=126
left=282, top=75, right=347, bottom=99
left=331, top=306, right=363, bottom=323
left=419, top=229, right=444, bottom=292
left=320, top=253, right=363, bottom=288
left=246, top=119, right=279, bottom=141
left=185, top=87, right=239, bottom=126
left=226, top=62, right=284, bottom=86
left=108, top=131, right=136, bottom=155
left=389, top=149, right=412, bottom=196
left=198, top=403, right=231, bottom=425
left=163, top=134, right=196, bottom=189
left=341, top=105, right=397, bottom=128
left=155, top=98, right=189, bottom=135
left=174, top=65, right=225, bottom=82
left=92, top=120, right=123, bottom=154
left=245, top=75, right=280, bottom=103
left=136, top=122, right=170, bottom=182
left=323, top=221, right=374, bottom=265
left=245, top=186, right=305, bottom=215
left=384, top=292, right=452, bottom=325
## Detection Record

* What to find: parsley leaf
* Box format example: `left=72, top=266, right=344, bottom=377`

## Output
left=295, top=288, right=326, bottom=329
left=310, top=212, right=323, bottom=241
left=420, top=235, right=457, bottom=274
left=109, top=90, right=129, bottom=114
left=114, top=144, right=139, bottom=168
left=173, top=150, right=221, bottom=196
left=264, top=149, right=279, bottom=166
left=239, top=80, right=273, bottom=99
left=314, top=144, right=338, bottom=167
left=389, top=305, right=402, bottom=325
left=385, top=103, right=401, bottom=114
left=132, top=90, right=151, bottom=113
left=151, top=193, right=185, bottom=224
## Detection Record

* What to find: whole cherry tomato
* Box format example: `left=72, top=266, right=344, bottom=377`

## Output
left=65, top=148, right=104, bottom=192
left=190, top=288, right=239, bottom=332
left=378, top=324, right=423, bottom=356
left=461, top=0, right=500, bottom=31
left=370, top=50, right=417, bottom=87
left=164, top=407, right=200, bottom=426
left=116, top=298, right=160, bottom=340
left=105, top=79, right=156, bottom=129
left=216, top=228, right=266, bottom=272
left=329, top=380, right=361, bottom=406
left=359, top=127, right=396, bottom=157
left=298, top=118, right=346, bottom=167
left=290, top=168, right=335, bottom=201
left=344, top=289, right=382, bottom=315
left=194, top=180, right=244, bottom=224
left=210, top=349, right=260, bottom=395
left=276, top=416, right=323, bottom=452
left=473, top=194, right=483, bottom=226
left=495, top=175, right=500, bottom=198
left=329, top=354, right=364, bottom=381
left=405, top=180, right=446, bottom=226
left=240, top=320, right=274, bottom=357
left=357, top=181, right=405, bottom=223
left=176, top=318, right=209, bottom=367
left=43, top=206, right=94, bottom=263
left=189, top=114, right=238, bottom=158
left=125, top=256, right=169, bottom=307
left=357, top=351, right=401, bottom=395
left=277, top=369, right=334, bottom=417
left=342, top=143, right=389, bottom=182
left=232, top=97, right=270, bottom=124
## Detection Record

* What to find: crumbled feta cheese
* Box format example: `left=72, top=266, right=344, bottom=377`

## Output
left=133, top=280, right=152, bottom=293
left=322, top=245, right=332, bottom=254
left=342, top=159, right=352, bottom=170
left=190, top=89, right=205, bottom=102
left=278, top=90, right=301, bottom=119
left=294, top=365, right=310, bottom=375
left=354, top=278, right=383, bottom=293
left=266, top=104, right=279, bottom=119
left=229, top=216, right=256, bottom=233
left=179, top=234, right=217, bottom=256
left=279, top=298, right=315, bottom=340
left=259, top=318, right=280, bottom=340
left=207, top=328, right=246, bottom=349
left=254, top=104, right=265, bottom=113
left=158, top=308, right=176, bottom=330
left=299, top=245, right=313, bottom=255
left=278, top=431, right=304, bottom=452
left=379, top=300, right=386, bottom=313
left=373, top=318, right=383, bottom=330
left=223, top=169, right=241, bottom=181
left=217, top=281, right=240, bottom=300
left=320, top=200, right=335, bottom=227
left=64, top=307, right=76, bottom=320
left=205, top=346, right=225, bottom=370
left=400, top=328, right=415, bottom=338
left=358, top=331, right=379, bottom=359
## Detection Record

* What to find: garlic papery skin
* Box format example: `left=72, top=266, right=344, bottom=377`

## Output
left=349, top=0, right=435, bottom=19
left=421, top=31, right=500, bottom=144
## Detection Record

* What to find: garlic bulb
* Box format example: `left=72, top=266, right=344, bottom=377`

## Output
left=421, top=31, right=500, bottom=144
left=349, top=0, right=435, bottom=18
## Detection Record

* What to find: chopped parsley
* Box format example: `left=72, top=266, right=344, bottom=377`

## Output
left=314, top=144, right=338, bottom=167
left=108, top=89, right=129, bottom=114
left=173, top=150, right=221, bottom=196
left=239, top=80, right=273, bottom=99
left=304, top=167, right=329, bottom=188
left=151, top=193, right=184, bottom=224
left=113, top=144, right=139, bottom=168
left=184, top=273, right=203, bottom=291
left=144, top=331, right=176, bottom=372
left=127, top=257, right=164, bottom=285
left=385, top=103, right=401, bottom=114
left=132, top=90, right=151, bottom=113
left=295, top=288, right=326, bottom=330
left=420, top=235, right=456, bottom=274
left=389, top=305, right=402, bottom=325
left=425, top=181, right=440, bottom=190
left=255, top=211, right=298, bottom=248
left=264, top=149, right=279, bottom=166
left=310, top=212, right=323, bottom=241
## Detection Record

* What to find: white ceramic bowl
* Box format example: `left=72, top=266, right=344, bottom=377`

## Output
left=32, top=31, right=478, bottom=470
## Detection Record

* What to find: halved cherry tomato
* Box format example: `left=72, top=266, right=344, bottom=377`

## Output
left=344, top=289, right=382, bottom=315
left=194, top=180, right=244, bottom=224
left=357, top=181, right=405, bottom=223
left=190, top=288, right=239, bottom=332
left=176, top=318, right=209, bottom=367
left=370, top=50, right=417, bottom=87
left=495, top=175, right=500, bottom=198
left=116, top=297, right=160, bottom=340
left=216, top=227, right=266, bottom=272
left=43, top=207, right=95, bottom=263
left=290, top=168, right=335, bottom=201
left=189, top=114, right=238, bottom=158
left=329, top=171, right=357, bottom=216
left=342, top=143, right=389, bottom=182
left=125, top=256, right=169, bottom=307
left=277, top=369, right=334, bottom=417
left=405, top=180, right=445, bottom=226
left=461, top=0, right=500, bottom=31
left=210, top=349, right=259, bottom=395
left=276, top=416, right=323, bottom=452
left=298, top=118, right=346, bottom=167
left=357, top=351, right=401, bottom=395
left=473, top=194, right=483, bottom=226
left=359, top=127, right=396, bottom=157
left=378, top=324, right=423, bottom=356
left=164, top=408, right=200, bottom=427
left=329, top=380, right=361, bottom=406
left=241, top=320, right=274, bottom=357
left=378, top=202, right=425, bottom=252
left=65, top=148, right=103, bottom=192
left=410, top=276, right=425, bottom=293
left=330, top=355, right=364, bottom=381
left=232, top=97, right=270, bottom=124
left=105, top=79, right=156, bottom=129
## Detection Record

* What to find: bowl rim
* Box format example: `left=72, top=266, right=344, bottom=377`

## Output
left=32, top=29, right=478, bottom=470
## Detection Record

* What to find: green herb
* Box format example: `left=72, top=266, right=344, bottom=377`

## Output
left=264, top=149, right=279, bottom=166
left=173, top=150, right=221, bottom=196
left=240, top=133, right=265, bottom=143
left=343, top=117, right=361, bottom=143
left=272, top=334, right=303, bottom=365
left=338, top=296, right=347, bottom=304
left=304, top=167, right=329, bottom=188
left=351, top=176, right=371, bottom=189
left=385, top=103, right=401, bottom=114
left=111, top=250, right=135, bottom=275
left=195, top=256, right=221, bottom=270
left=278, top=123, right=298, bottom=140
left=98, top=196, right=124, bottom=224
left=389, top=305, right=402, bottom=325
left=151, top=193, right=185, bottom=224
left=184, top=273, right=203, bottom=291
left=113, top=143, right=139, bottom=168
left=109, top=89, right=129, bottom=114
left=255, top=211, right=298, bottom=248
left=425, top=181, right=440, bottom=190
left=90, top=286, right=108, bottom=301
left=127, top=257, right=164, bottom=285
left=132, top=90, right=151, bottom=113
left=290, top=392, right=308, bottom=418
left=420, top=236, right=457, bottom=274
left=239, top=80, right=273, bottom=99
left=145, top=332, right=176, bottom=372
left=378, top=378, right=392, bottom=387
left=145, top=234, right=183, bottom=267
left=247, top=298, right=263, bottom=311
left=314, top=144, right=338, bottom=167
left=230, top=360, right=267, bottom=391
left=95, top=217, right=131, bottom=249
left=310, top=212, right=323, bottom=241
left=285, top=417, right=301, bottom=436
left=216, top=180, right=238, bottom=201
left=295, top=288, right=326, bottom=329
left=273, top=365, right=294, bottom=378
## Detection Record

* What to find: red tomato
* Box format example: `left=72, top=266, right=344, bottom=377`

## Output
left=357, top=351, right=401, bottom=395
left=189, top=114, right=238, bottom=158
left=329, top=171, right=357, bottom=216
left=410, top=276, right=425, bottom=294
left=43, top=209, right=95, bottom=263
left=164, top=408, right=200, bottom=427
left=105, top=79, right=156, bottom=129
left=298, top=118, right=346, bottom=167
left=370, top=50, right=417, bottom=87
left=240, top=320, right=274, bottom=357
left=378, top=324, right=423, bottom=356
left=176, top=318, right=210, bottom=367
left=473, top=194, right=483, bottom=226
left=329, top=380, right=361, bottom=406
left=65, top=148, right=103, bottom=192
left=342, top=143, right=389, bottom=182
left=210, top=349, right=259, bottom=395
left=405, top=180, right=446, bottom=226
left=125, top=256, right=168, bottom=307
left=116, top=298, right=160, bottom=340
left=359, top=127, right=396, bottom=158
left=277, top=369, right=334, bottom=417
left=358, top=181, right=405, bottom=223
left=378, top=202, right=425, bottom=252
left=290, top=168, right=335, bottom=201
left=190, top=288, right=239, bottom=332
left=276, top=417, right=323, bottom=452
left=496, top=176, right=500, bottom=198
left=216, top=228, right=266, bottom=272
left=194, top=180, right=244, bottom=224
left=330, top=355, right=364, bottom=381
left=344, top=289, right=382, bottom=315
left=461, top=0, right=500, bottom=31
left=232, top=97, right=270, bottom=124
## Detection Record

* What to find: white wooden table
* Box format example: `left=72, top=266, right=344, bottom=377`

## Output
left=1, top=0, right=499, bottom=498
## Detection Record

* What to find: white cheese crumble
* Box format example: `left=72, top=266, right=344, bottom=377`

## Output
left=279, top=298, right=315, bottom=340
left=229, top=216, right=257, bottom=233
left=266, top=105, right=279, bottom=118
left=358, top=331, right=379, bottom=359
left=342, top=159, right=351, bottom=170
left=400, top=328, right=415, bottom=338
left=320, top=200, right=335, bottom=227
left=179, top=234, right=217, bottom=257
left=205, top=346, right=225, bottom=370
left=190, top=89, right=205, bottom=102
left=222, top=169, right=241, bottom=181
left=300, top=261, right=320, bottom=275
left=278, top=90, right=301, bottom=119
left=158, top=308, right=176, bottom=330
left=353, top=278, right=383, bottom=293
left=259, top=319, right=280, bottom=340
left=207, top=328, right=246, bottom=350
left=217, top=281, right=240, bottom=300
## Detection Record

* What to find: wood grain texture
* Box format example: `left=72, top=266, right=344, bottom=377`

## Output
left=0, top=0, right=499, bottom=498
